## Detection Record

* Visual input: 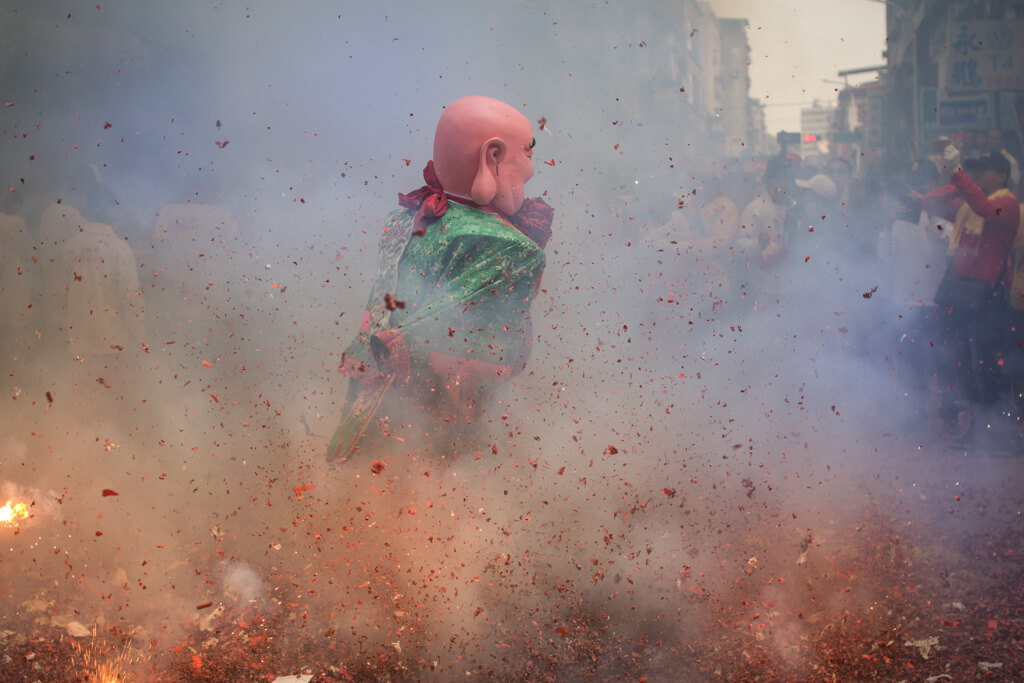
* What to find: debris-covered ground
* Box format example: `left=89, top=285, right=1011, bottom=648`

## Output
left=2, top=421, right=1022, bottom=682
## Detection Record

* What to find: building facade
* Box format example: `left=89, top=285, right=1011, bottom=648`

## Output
left=884, top=0, right=1024, bottom=161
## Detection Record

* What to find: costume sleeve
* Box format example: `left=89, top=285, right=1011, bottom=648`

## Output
left=952, top=170, right=1018, bottom=232
left=918, top=184, right=962, bottom=222
left=373, top=230, right=545, bottom=385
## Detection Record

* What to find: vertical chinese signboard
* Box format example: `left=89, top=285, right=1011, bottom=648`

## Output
left=944, top=21, right=1024, bottom=92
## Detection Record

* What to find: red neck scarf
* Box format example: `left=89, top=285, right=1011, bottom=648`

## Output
left=397, top=161, right=448, bottom=236
left=399, top=161, right=554, bottom=247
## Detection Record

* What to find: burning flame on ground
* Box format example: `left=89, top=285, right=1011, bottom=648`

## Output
left=75, top=641, right=147, bottom=682
left=0, top=500, right=29, bottom=527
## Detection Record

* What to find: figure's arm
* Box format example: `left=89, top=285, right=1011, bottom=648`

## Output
left=917, top=184, right=961, bottom=222
left=951, top=170, right=1018, bottom=231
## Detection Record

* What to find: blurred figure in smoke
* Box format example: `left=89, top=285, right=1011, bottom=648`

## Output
left=788, top=173, right=838, bottom=305
left=883, top=160, right=951, bottom=421
left=677, top=173, right=740, bottom=315
left=824, top=156, right=853, bottom=206
left=987, top=128, right=1021, bottom=196
left=58, top=183, right=146, bottom=414
left=735, top=155, right=793, bottom=305
left=928, top=137, right=952, bottom=174
left=38, top=166, right=111, bottom=352
left=791, top=172, right=837, bottom=252
left=961, top=129, right=985, bottom=160
left=924, top=146, right=1019, bottom=445
left=35, top=167, right=143, bottom=408
left=328, top=96, right=553, bottom=465
left=148, top=190, right=242, bottom=354
left=683, top=173, right=740, bottom=252
left=723, top=168, right=757, bottom=221
left=794, top=173, right=838, bottom=227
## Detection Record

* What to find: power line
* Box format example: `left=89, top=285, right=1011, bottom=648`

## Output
left=760, top=101, right=820, bottom=108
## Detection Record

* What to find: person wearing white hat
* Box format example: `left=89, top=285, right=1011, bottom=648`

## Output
left=794, top=174, right=837, bottom=200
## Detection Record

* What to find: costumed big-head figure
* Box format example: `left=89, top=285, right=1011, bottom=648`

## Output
left=328, top=96, right=553, bottom=465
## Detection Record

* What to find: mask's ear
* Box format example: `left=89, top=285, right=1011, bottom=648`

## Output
left=470, top=137, right=506, bottom=205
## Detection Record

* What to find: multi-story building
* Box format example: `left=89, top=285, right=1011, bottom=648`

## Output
left=748, top=97, right=768, bottom=155
left=717, top=17, right=753, bottom=157
left=800, top=103, right=837, bottom=159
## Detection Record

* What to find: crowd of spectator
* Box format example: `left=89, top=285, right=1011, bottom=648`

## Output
left=662, top=128, right=1024, bottom=453
left=1, top=165, right=248, bottom=430
left=5, top=127, right=1023, bottom=454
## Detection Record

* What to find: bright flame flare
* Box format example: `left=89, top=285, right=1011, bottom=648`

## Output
left=76, top=642, right=145, bottom=683
left=0, top=500, right=28, bottom=527
left=87, top=659, right=128, bottom=683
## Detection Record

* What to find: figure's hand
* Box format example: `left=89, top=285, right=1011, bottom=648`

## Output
left=942, top=144, right=962, bottom=174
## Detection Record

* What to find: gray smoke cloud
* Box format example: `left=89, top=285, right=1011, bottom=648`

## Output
left=0, top=1, right=1017, bottom=680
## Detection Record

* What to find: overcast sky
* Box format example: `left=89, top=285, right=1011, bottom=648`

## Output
left=707, top=0, right=887, bottom=134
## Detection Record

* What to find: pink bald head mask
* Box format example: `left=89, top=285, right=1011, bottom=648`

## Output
left=433, top=96, right=535, bottom=215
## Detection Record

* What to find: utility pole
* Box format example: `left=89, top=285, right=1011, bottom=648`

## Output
left=870, top=0, right=920, bottom=153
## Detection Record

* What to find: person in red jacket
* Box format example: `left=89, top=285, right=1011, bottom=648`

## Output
left=923, top=146, right=1019, bottom=445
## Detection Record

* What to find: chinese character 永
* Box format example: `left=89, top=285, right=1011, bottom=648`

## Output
left=952, top=25, right=981, bottom=57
